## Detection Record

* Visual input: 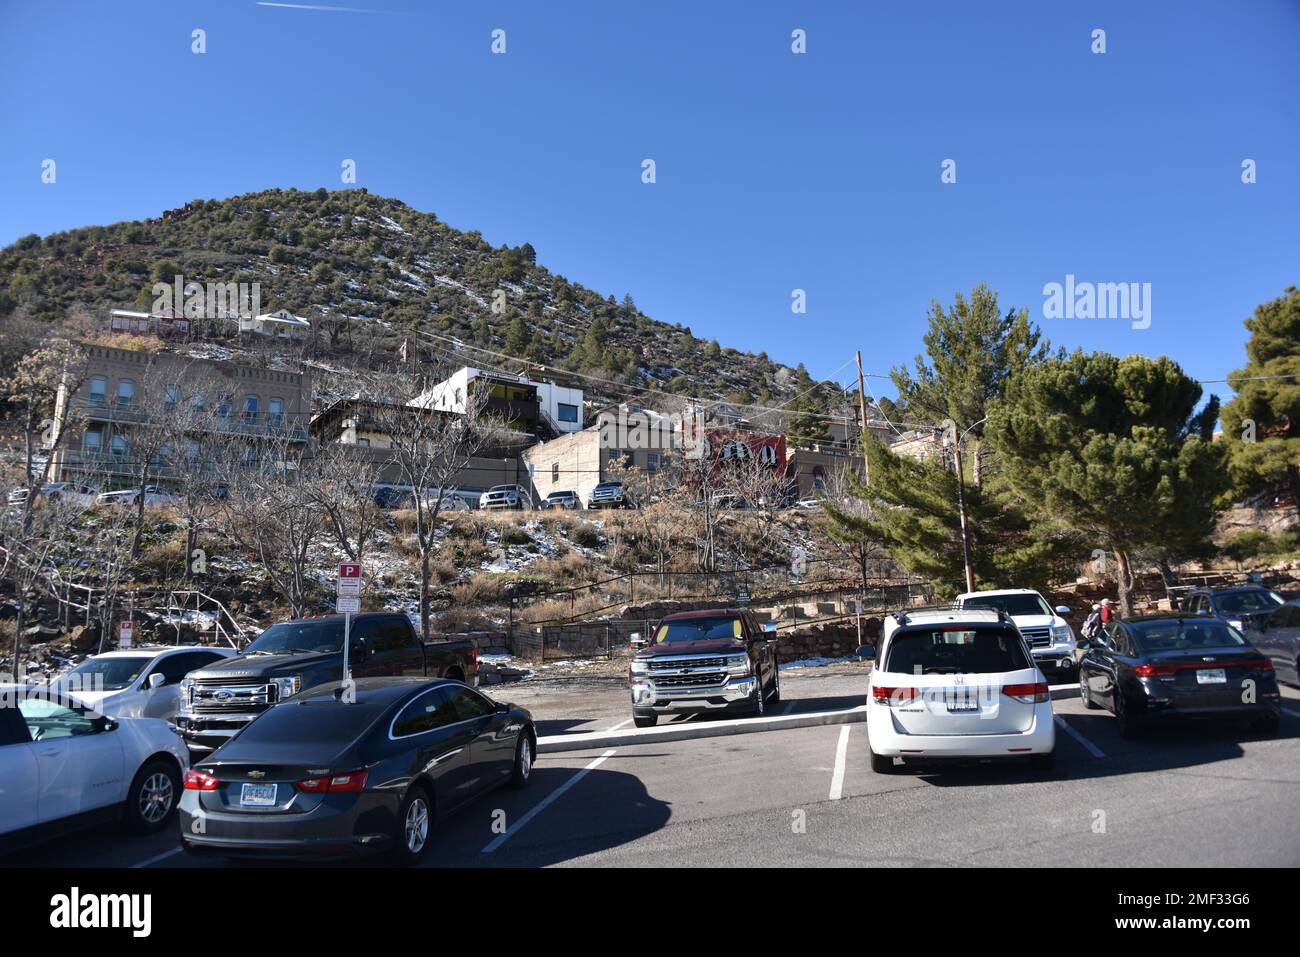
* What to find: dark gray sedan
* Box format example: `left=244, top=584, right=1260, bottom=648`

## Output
left=178, top=677, right=535, bottom=864
left=1254, top=599, right=1300, bottom=688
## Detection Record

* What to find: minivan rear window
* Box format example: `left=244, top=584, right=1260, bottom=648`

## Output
left=885, top=626, right=1030, bottom=675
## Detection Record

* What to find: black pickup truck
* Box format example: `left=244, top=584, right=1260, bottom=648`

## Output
left=176, top=612, right=477, bottom=754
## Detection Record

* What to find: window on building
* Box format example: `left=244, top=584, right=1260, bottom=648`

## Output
left=110, top=433, right=127, bottom=460
left=216, top=394, right=232, bottom=419
left=558, top=403, right=579, bottom=423
left=115, top=380, right=134, bottom=407
left=551, top=463, right=559, bottom=483
left=88, top=376, right=107, bottom=406
left=268, top=397, right=284, bottom=426
left=191, top=392, right=206, bottom=411
left=82, top=428, right=103, bottom=455
left=647, top=453, right=662, bottom=473
left=813, top=466, right=827, bottom=491
left=164, top=386, right=181, bottom=412
left=243, top=395, right=260, bottom=422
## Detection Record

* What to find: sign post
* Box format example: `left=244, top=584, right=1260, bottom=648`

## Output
left=337, top=563, right=362, bottom=693
left=853, top=595, right=863, bottom=648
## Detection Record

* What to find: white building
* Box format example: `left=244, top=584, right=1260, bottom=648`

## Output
left=413, top=367, right=584, bottom=437
left=241, top=309, right=311, bottom=340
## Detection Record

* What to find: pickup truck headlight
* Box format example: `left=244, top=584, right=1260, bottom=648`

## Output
left=629, top=659, right=649, bottom=676
left=180, top=677, right=195, bottom=703
left=272, top=675, right=302, bottom=700
left=725, top=654, right=751, bottom=675
left=1051, top=623, right=1073, bottom=643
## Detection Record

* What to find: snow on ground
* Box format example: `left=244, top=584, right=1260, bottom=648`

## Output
left=779, top=656, right=857, bottom=670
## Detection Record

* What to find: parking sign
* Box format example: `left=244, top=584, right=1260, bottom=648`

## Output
left=118, top=620, right=134, bottom=648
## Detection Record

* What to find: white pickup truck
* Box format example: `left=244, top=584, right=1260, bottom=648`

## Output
left=955, top=588, right=1077, bottom=680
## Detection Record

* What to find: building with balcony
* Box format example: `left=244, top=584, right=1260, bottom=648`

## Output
left=412, top=367, right=583, bottom=440
left=47, top=343, right=312, bottom=489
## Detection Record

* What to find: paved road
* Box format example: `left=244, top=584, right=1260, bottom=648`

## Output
left=7, top=681, right=1300, bottom=868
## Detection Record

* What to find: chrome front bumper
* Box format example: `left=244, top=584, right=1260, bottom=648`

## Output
left=630, top=675, right=757, bottom=712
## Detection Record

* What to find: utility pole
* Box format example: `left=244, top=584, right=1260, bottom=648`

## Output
left=952, top=438, right=975, bottom=594
left=855, top=351, right=870, bottom=486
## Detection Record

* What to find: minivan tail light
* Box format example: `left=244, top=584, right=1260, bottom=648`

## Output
left=184, top=770, right=219, bottom=791
left=297, top=769, right=369, bottom=793
left=872, top=686, right=921, bottom=706
left=1002, top=682, right=1049, bottom=703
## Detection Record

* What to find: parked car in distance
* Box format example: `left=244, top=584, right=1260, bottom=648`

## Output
left=49, top=646, right=236, bottom=723
left=1078, top=615, right=1281, bottom=737
left=793, top=497, right=822, bottom=510
left=1184, top=586, right=1284, bottom=633
left=175, top=613, right=478, bottom=754
left=628, top=609, right=779, bottom=727
left=540, top=490, right=581, bottom=510
left=96, top=485, right=181, bottom=508
left=373, top=486, right=413, bottom=509
left=0, top=687, right=188, bottom=854
left=428, top=491, right=471, bottom=511
left=8, top=482, right=100, bottom=508
left=955, top=588, right=1076, bottom=679
left=179, top=677, right=535, bottom=863
left=589, top=481, right=632, bottom=509
left=479, top=484, right=532, bottom=510
left=1255, top=599, right=1300, bottom=688
left=862, top=606, right=1055, bottom=772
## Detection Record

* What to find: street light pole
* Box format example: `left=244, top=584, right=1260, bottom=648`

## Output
left=944, top=416, right=986, bottom=595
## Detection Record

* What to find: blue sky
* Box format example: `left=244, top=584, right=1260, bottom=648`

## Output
left=2, top=0, right=1297, bottom=401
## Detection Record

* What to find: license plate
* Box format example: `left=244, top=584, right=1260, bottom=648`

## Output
left=1196, top=668, right=1227, bottom=685
left=239, top=782, right=278, bottom=806
left=945, top=692, right=980, bottom=712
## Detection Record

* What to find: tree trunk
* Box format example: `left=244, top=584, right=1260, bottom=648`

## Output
left=11, top=587, right=24, bottom=681
left=420, top=545, right=431, bottom=642
left=1114, top=547, right=1136, bottom=617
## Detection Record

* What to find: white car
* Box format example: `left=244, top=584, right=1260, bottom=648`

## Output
left=860, top=607, right=1055, bottom=773
left=96, top=485, right=181, bottom=508
left=479, top=484, right=533, bottom=510
left=49, top=646, right=236, bottom=723
left=8, top=482, right=100, bottom=508
left=0, top=686, right=189, bottom=852
left=955, top=588, right=1077, bottom=680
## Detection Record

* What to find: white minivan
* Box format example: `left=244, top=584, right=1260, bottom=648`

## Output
left=861, top=607, right=1055, bottom=773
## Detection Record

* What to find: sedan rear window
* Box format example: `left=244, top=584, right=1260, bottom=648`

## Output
left=885, top=626, right=1030, bottom=675
left=1130, top=620, right=1247, bottom=652
left=239, top=700, right=385, bottom=744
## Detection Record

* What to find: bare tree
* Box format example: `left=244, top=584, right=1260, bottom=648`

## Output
left=10, top=339, right=87, bottom=533
left=303, top=440, right=386, bottom=565
left=364, top=371, right=500, bottom=640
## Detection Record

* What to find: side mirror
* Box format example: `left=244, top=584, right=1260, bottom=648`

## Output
left=147, top=673, right=165, bottom=690
left=629, top=632, right=647, bottom=649
left=762, top=623, right=778, bottom=639
left=855, top=643, right=876, bottom=660
left=1075, top=639, right=1091, bottom=651
left=1054, top=605, right=1072, bottom=617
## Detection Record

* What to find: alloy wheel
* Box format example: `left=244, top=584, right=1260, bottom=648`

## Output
left=405, top=796, right=430, bottom=854
left=139, top=772, right=174, bottom=824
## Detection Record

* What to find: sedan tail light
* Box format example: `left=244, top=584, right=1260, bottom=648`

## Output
left=871, top=686, right=921, bottom=706
left=297, top=769, right=370, bottom=794
left=1002, top=682, right=1049, bottom=703
left=184, top=770, right=219, bottom=791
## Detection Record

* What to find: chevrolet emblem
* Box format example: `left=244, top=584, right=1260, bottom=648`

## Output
left=248, top=770, right=266, bottom=779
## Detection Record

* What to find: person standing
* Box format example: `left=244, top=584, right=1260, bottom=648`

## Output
left=1099, top=597, right=1116, bottom=625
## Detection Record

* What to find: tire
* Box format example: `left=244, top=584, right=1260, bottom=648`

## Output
left=1080, top=671, right=1099, bottom=709
left=769, top=665, right=781, bottom=706
left=633, top=713, right=657, bottom=728
left=1029, top=750, right=1055, bottom=770
left=750, top=672, right=766, bottom=717
left=509, top=729, right=534, bottom=789
left=1252, top=713, right=1281, bottom=735
left=1114, top=687, right=1143, bottom=738
left=123, top=758, right=180, bottom=834
left=391, top=785, right=433, bottom=866
left=870, top=749, right=895, bottom=774
left=444, top=667, right=465, bottom=683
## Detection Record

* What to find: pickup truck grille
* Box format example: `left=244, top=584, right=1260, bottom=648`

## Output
left=649, top=656, right=729, bottom=671
left=653, top=672, right=727, bottom=689
left=1020, top=627, right=1051, bottom=649
left=191, top=677, right=273, bottom=711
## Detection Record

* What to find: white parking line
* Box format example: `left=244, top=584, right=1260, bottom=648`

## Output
left=604, top=718, right=633, bottom=732
left=130, top=847, right=183, bottom=869
left=829, top=725, right=850, bottom=800
left=1054, top=715, right=1106, bottom=758
left=481, top=748, right=616, bottom=854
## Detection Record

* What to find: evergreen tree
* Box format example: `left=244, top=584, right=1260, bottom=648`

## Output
left=503, top=314, right=530, bottom=356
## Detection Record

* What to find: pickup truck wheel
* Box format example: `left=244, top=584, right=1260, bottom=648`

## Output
left=124, top=759, right=180, bottom=833
left=751, top=674, right=766, bottom=717
left=633, top=713, right=657, bottom=728
left=391, top=786, right=433, bottom=866
left=769, top=666, right=781, bottom=705
left=509, top=730, right=534, bottom=789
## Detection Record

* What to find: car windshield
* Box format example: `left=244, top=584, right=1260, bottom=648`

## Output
left=1214, top=591, right=1283, bottom=614
left=1131, top=620, right=1248, bottom=651
left=55, top=656, right=151, bottom=692
left=655, top=616, right=744, bottom=645
left=884, top=626, right=1031, bottom=675
left=961, top=593, right=1053, bottom=617
left=488, top=485, right=517, bottom=493
left=245, top=620, right=345, bottom=655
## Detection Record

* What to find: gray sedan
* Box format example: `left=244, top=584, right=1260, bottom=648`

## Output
left=1255, top=599, right=1300, bottom=688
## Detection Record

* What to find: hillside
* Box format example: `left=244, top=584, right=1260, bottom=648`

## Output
left=0, top=188, right=843, bottom=417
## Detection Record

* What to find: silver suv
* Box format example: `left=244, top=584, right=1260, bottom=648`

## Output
left=479, top=484, right=533, bottom=510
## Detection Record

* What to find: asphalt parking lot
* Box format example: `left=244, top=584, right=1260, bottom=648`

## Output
left=6, top=670, right=1300, bottom=868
